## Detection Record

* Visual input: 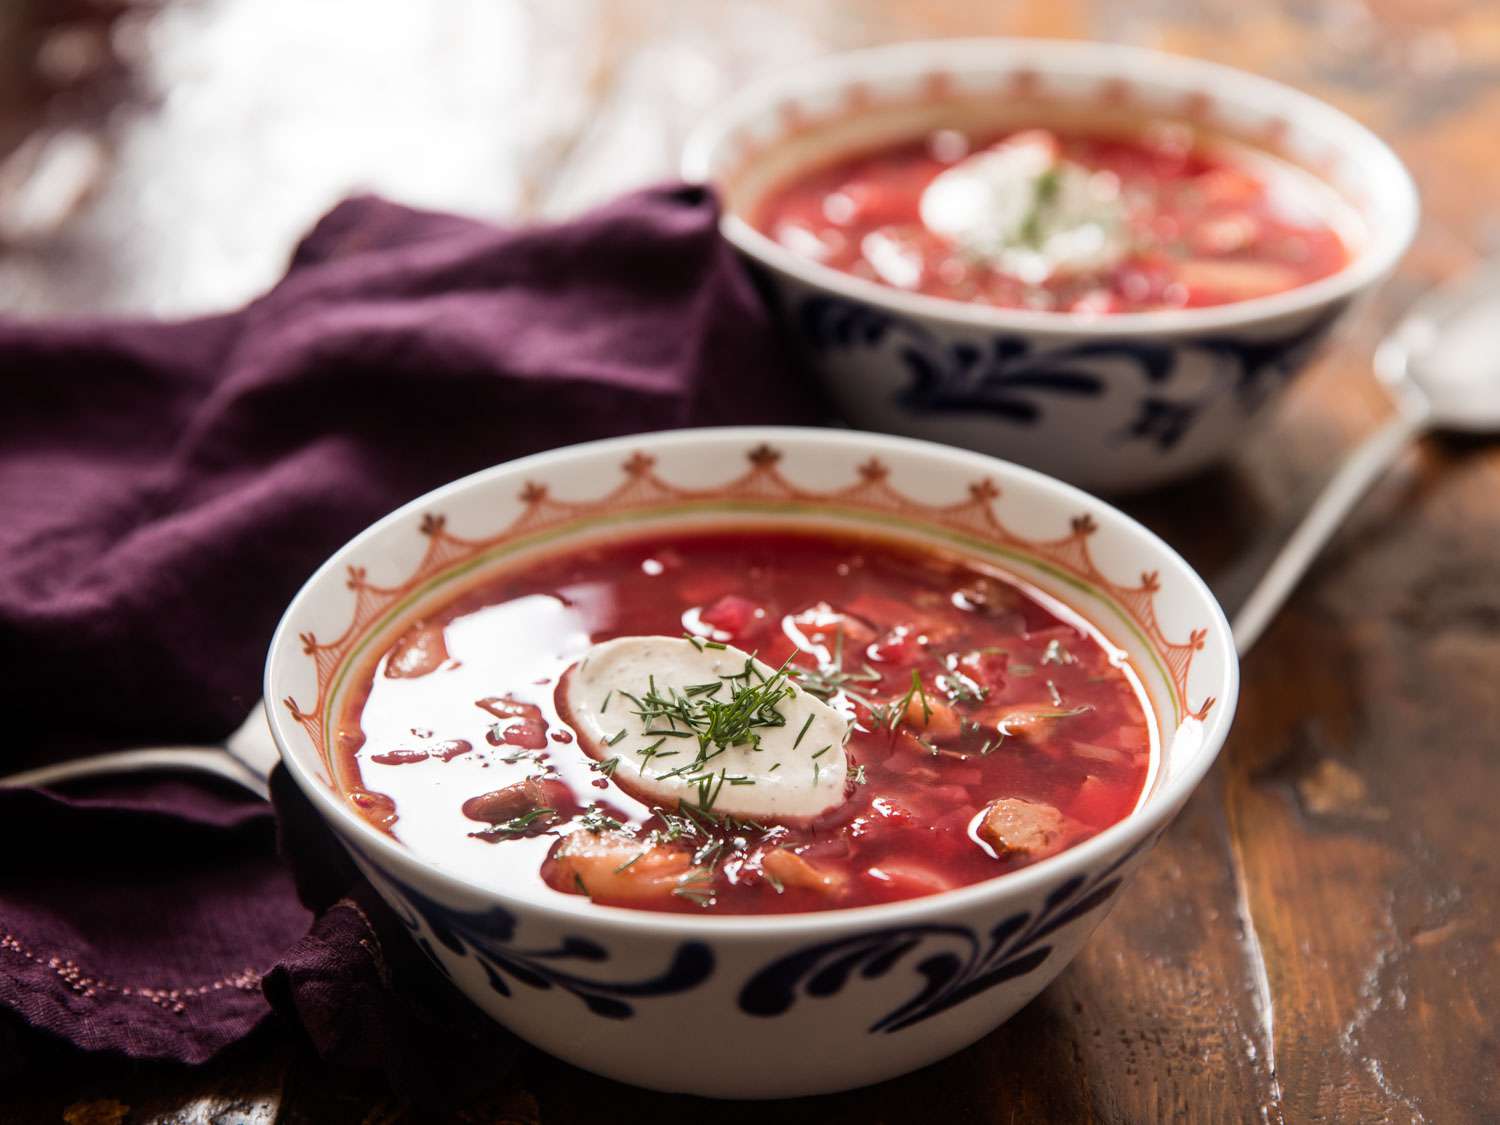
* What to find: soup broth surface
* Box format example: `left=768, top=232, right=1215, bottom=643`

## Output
left=750, top=125, right=1352, bottom=313
left=339, top=529, right=1154, bottom=914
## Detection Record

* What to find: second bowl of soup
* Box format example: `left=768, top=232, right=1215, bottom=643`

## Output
left=683, top=39, right=1418, bottom=492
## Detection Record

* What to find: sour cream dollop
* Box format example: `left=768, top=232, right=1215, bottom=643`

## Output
left=563, top=636, right=850, bottom=821
left=919, top=129, right=1130, bottom=284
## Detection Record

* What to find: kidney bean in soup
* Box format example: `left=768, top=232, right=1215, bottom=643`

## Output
left=338, top=530, right=1154, bottom=914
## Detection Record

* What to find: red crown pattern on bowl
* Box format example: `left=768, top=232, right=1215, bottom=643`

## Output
left=705, top=46, right=1386, bottom=240
left=719, top=65, right=1303, bottom=199
left=283, top=444, right=1214, bottom=770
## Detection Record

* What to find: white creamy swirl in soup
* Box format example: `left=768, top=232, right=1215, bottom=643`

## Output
left=562, top=636, right=851, bottom=821
left=920, top=129, right=1130, bottom=283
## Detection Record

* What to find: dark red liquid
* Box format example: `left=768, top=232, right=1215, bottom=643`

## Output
left=751, top=126, right=1351, bottom=314
left=339, top=530, right=1152, bottom=914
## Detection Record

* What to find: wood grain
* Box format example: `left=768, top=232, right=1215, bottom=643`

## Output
left=3, top=1, right=1498, bottom=1121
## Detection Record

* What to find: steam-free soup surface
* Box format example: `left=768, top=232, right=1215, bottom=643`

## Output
left=751, top=125, right=1352, bottom=314
left=338, top=530, right=1153, bottom=914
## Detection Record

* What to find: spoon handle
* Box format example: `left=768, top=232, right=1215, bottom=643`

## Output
left=1232, top=406, right=1427, bottom=656
left=0, top=746, right=269, bottom=799
left=0, top=710, right=277, bottom=799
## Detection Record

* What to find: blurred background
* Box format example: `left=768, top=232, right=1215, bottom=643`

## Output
left=4, top=4, right=1500, bottom=1122
left=0, top=0, right=1494, bottom=318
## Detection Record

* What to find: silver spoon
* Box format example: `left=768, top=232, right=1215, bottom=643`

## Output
left=6, top=264, right=1497, bottom=793
left=1232, top=260, right=1500, bottom=654
left=0, top=709, right=276, bottom=798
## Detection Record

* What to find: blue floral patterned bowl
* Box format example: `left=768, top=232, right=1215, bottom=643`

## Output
left=265, top=427, right=1238, bottom=1097
left=682, top=39, right=1418, bottom=492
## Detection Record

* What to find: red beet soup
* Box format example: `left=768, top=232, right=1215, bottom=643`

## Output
left=337, top=529, right=1155, bottom=914
left=750, top=125, right=1352, bottom=314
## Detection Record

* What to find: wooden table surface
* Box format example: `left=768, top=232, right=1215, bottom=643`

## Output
left=4, top=1, right=1498, bottom=1121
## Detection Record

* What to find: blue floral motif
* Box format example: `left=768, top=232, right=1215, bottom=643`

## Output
left=739, top=839, right=1150, bottom=1032
left=1120, top=396, right=1203, bottom=451
left=1194, top=299, right=1348, bottom=414
left=375, top=870, right=715, bottom=1020
left=800, top=296, right=1135, bottom=423
left=1117, top=301, right=1347, bottom=451
left=795, top=292, right=1348, bottom=450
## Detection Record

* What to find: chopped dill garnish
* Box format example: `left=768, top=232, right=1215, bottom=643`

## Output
left=672, top=871, right=717, bottom=907
left=939, top=655, right=988, bottom=703
left=606, top=729, right=627, bottom=746
left=685, top=769, right=729, bottom=811
left=692, top=838, right=724, bottom=869
left=592, top=756, right=620, bottom=778
left=878, top=670, right=929, bottom=731
left=769, top=761, right=781, bottom=772
left=488, top=806, right=555, bottom=835
left=811, top=745, right=830, bottom=759
left=577, top=805, right=624, bottom=833
left=600, top=690, right=613, bottom=713
left=616, top=650, right=801, bottom=808
left=793, top=713, right=814, bottom=749
left=1019, top=166, right=1062, bottom=247
left=574, top=872, right=588, bottom=894
left=613, top=850, right=647, bottom=874
left=790, top=629, right=882, bottom=705
left=683, top=633, right=705, bottom=652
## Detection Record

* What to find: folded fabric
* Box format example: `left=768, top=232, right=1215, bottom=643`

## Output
left=0, top=184, right=819, bottom=1090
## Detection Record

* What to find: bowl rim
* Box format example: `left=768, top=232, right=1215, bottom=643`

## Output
left=680, top=37, right=1419, bottom=339
left=266, top=426, right=1239, bottom=938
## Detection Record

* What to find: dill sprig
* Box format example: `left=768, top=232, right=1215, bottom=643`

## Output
left=939, top=653, right=988, bottom=704
left=577, top=805, right=624, bottom=833
left=619, top=650, right=798, bottom=809
left=483, top=807, right=555, bottom=835
left=872, top=669, right=930, bottom=731
left=790, top=626, right=882, bottom=704
left=672, top=874, right=717, bottom=907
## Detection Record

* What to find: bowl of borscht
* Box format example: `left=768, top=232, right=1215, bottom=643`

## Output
left=682, top=39, right=1418, bottom=492
left=266, top=427, right=1238, bottom=1097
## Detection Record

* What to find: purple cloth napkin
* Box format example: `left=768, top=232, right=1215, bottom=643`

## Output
left=0, top=184, right=817, bottom=1093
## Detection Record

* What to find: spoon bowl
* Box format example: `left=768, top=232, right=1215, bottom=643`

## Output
left=1376, top=260, right=1500, bottom=433
left=1232, top=259, right=1500, bottom=654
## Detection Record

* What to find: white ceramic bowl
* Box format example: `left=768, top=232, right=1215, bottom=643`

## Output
left=682, top=39, right=1419, bottom=492
left=265, top=427, right=1238, bottom=1098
